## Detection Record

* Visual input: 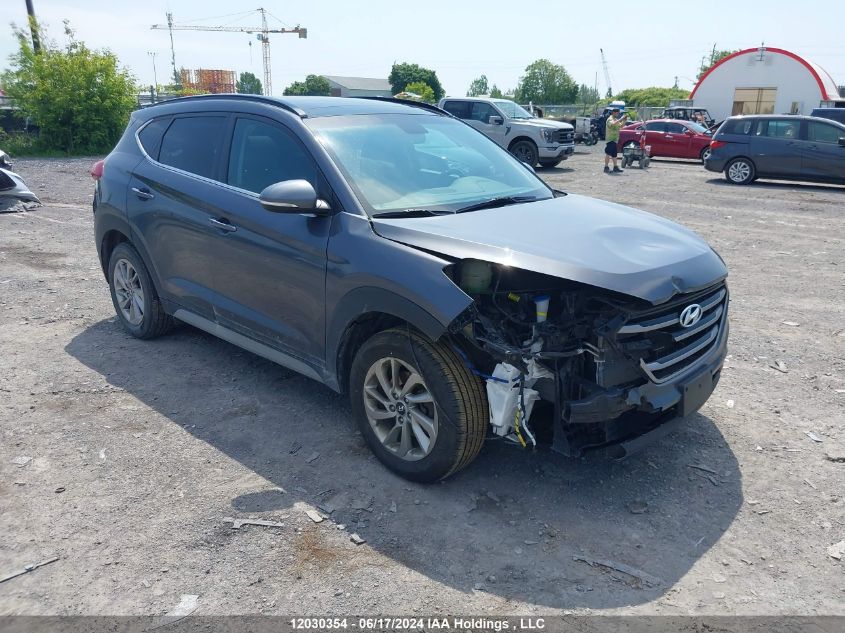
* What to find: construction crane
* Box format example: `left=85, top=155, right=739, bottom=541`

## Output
left=600, top=48, right=613, bottom=98
left=151, top=8, right=307, bottom=97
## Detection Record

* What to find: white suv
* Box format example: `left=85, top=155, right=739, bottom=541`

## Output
left=438, top=97, right=575, bottom=168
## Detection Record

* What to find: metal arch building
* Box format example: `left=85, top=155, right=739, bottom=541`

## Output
left=690, top=47, right=843, bottom=122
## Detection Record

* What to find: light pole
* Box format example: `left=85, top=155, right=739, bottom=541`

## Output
left=147, top=51, right=158, bottom=102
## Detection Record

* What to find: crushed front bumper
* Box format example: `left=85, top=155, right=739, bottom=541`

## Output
left=551, top=313, right=729, bottom=458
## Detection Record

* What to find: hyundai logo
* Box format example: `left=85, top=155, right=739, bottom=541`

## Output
left=679, top=304, right=703, bottom=328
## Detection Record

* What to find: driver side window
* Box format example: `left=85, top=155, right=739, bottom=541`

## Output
left=470, top=103, right=496, bottom=124
left=226, top=118, right=317, bottom=194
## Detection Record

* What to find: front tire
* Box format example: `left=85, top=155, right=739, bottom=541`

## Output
left=509, top=140, right=539, bottom=167
left=700, top=146, right=712, bottom=163
left=108, top=242, right=173, bottom=339
left=349, top=328, right=487, bottom=482
left=539, top=159, right=562, bottom=169
left=725, top=157, right=755, bottom=185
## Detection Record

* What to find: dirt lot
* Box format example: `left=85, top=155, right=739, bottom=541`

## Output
left=1, top=149, right=843, bottom=617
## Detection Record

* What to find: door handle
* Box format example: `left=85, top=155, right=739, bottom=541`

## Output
left=209, top=217, right=237, bottom=233
left=131, top=187, right=154, bottom=200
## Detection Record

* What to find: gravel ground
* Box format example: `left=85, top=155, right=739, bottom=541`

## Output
left=1, top=149, right=843, bottom=616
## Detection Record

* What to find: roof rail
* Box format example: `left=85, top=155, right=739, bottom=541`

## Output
left=353, top=96, right=450, bottom=116
left=142, top=93, right=307, bottom=118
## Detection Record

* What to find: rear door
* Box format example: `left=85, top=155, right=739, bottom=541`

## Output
left=750, top=119, right=802, bottom=176
left=206, top=114, right=332, bottom=362
left=127, top=114, right=230, bottom=320
left=800, top=120, right=845, bottom=182
left=643, top=121, right=667, bottom=155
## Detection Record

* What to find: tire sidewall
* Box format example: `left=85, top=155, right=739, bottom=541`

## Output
left=510, top=140, right=538, bottom=167
left=349, top=331, right=464, bottom=482
left=725, top=158, right=755, bottom=185
left=108, top=243, right=158, bottom=338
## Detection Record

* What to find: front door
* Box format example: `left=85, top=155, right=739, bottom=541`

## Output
left=207, top=115, right=332, bottom=363
left=800, top=120, right=845, bottom=182
left=661, top=122, right=691, bottom=158
left=466, top=102, right=507, bottom=147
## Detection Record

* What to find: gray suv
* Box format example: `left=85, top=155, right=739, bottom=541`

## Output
left=438, top=97, right=575, bottom=168
left=93, top=95, right=728, bottom=482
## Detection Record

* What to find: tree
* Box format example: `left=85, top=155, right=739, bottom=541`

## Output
left=388, top=62, right=444, bottom=100
left=577, top=83, right=600, bottom=105
left=283, top=74, right=331, bottom=96
left=236, top=71, right=262, bottom=95
left=467, top=75, right=489, bottom=97
left=514, top=59, right=578, bottom=105
left=489, top=84, right=504, bottom=99
left=402, top=81, right=435, bottom=103
left=1, top=21, right=136, bottom=154
left=614, top=86, right=691, bottom=106
left=697, top=48, right=739, bottom=80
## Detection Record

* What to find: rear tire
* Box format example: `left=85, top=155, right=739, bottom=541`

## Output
left=349, top=328, right=488, bottom=482
left=108, top=242, right=174, bottom=339
left=724, top=157, right=755, bottom=185
left=509, top=140, right=539, bottom=167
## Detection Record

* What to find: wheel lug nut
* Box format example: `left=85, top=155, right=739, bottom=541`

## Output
left=388, top=405, right=395, bottom=411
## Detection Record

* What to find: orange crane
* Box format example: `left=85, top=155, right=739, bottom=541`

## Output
left=151, top=8, right=307, bottom=97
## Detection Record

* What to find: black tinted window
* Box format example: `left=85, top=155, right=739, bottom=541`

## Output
left=720, top=119, right=755, bottom=135
left=808, top=121, right=842, bottom=144
left=442, top=101, right=471, bottom=119
left=138, top=117, right=170, bottom=160
left=470, top=103, right=496, bottom=123
left=645, top=122, right=666, bottom=132
left=158, top=116, right=227, bottom=179
left=760, top=120, right=800, bottom=139
left=227, top=118, right=317, bottom=194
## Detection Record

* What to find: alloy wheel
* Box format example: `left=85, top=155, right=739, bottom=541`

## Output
left=113, top=258, right=145, bottom=326
left=728, top=160, right=751, bottom=183
left=362, top=357, right=438, bottom=461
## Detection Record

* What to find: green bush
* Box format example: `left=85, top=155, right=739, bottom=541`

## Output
left=2, top=21, right=137, bottom=155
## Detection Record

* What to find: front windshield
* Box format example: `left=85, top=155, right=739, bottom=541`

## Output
left=493, top=100, right=533, bottom=119
left=307, top=113, right=552, bottom=215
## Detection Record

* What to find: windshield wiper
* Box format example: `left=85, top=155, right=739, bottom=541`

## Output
left=454, top=195, right=541, bottom=214
left=371, top=208, right=452, bottom=219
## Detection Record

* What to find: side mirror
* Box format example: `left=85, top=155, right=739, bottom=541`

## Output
left=489, top=115, right=503, bottom=125
left=259, top=179, right=331, bottom=215
left=839, top=137, right=845, bottom=147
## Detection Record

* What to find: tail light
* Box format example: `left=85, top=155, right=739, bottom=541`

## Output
left=90, top=159, right=104, bottom=180
left=709, top=140, right=727, bottom=150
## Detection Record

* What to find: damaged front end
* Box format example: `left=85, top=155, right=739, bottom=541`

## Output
left=447, top=260, right=729, bottom=458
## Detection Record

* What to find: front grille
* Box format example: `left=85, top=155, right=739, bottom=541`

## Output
left=615, top=284, right=727, bottom=384
left=554, top=130, right=574, bottom=143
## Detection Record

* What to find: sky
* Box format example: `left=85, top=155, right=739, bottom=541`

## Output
left=2, top=0, right=844, bottom=98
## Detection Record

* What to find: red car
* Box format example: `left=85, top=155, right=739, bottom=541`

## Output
left=618, top=119, right=714, bottom=162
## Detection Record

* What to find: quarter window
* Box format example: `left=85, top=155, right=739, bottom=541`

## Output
left=138, top=117, right=171, bottom=160
left=227, top=118, right=317, bottom=194
left=158, top=116, right=228, bottom=179
left=807, top=121, right=842, bottom=144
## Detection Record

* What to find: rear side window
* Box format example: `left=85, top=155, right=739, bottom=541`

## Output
left=808, top=121, right=843, bottom=144
left=759, top=120, right=800, bottom=139
left=720, top=119, right=755, bottom=135
left=158, top=116, right=228, bottom=180
left=138, top=117, right=171, bottom=160
left=441, top=101, right=471, bottom=119
left=645, top=122, right=666, bottom=132
left=226, top=118, right=317, bottom=194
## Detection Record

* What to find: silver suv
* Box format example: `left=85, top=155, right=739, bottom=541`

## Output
left=438, top=97, right=575, bottom=168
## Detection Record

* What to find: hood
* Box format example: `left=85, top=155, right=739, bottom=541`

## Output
left=521, top=118, right=573, bottom=130
left=371, top=194, right=727, bottom=305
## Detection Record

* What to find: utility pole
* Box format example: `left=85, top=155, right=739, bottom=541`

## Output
left=152, top=8, right=307, bottom=97
left=24, top=0, right=41, bottom=53
left=166, top=12, right=180, bottom=87
left=148, top=51, right=159, bottom=102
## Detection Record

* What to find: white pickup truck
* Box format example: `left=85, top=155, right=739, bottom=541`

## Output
left=438, top=97, right=575, bottom=168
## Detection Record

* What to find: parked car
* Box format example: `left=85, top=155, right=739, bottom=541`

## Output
left=92, top=94, right=729, bottom=482
left=705, top=115, right=845, bottom=185
left=438, top=97, right=575, bottom=168
left=660, top=106, right=715, bottom=128
left=810, top=107, right=845, bottom=126
left=618, top=119, right=714, bottom=162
